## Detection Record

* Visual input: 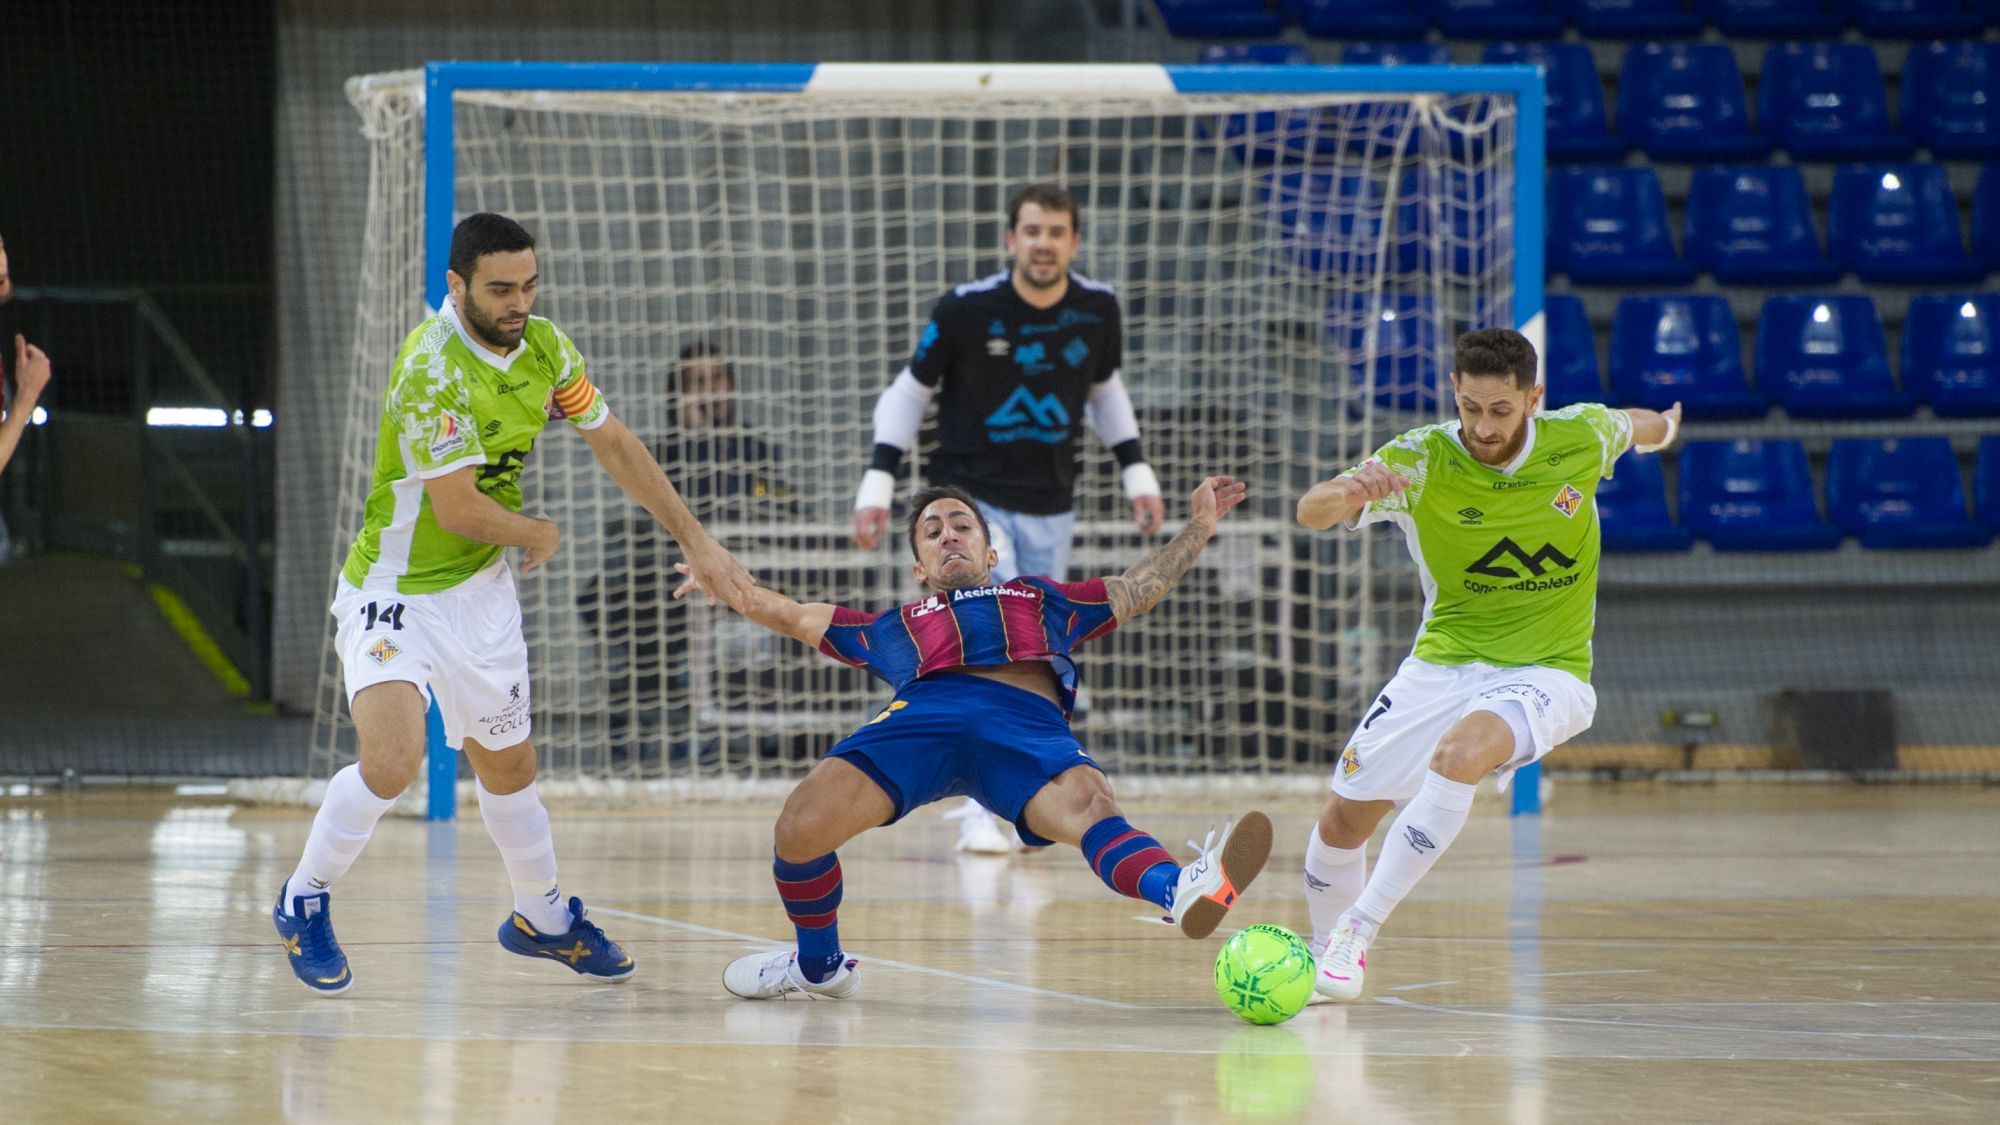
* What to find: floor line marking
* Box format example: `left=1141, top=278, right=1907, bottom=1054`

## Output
left=1387, top=980, right=1458, bottom=992
left=592, top=906, right=1138, bottom=1009
left=1373, top=996, right=2000, bottom=1042
left=1529, top=969, right=1654, bottom=978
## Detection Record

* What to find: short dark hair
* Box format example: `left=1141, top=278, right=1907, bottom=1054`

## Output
left=676, top=338, right=732, bottom=380
left=1453, top=328, right=1539, bottom=391
left=906, top=484, right=991, bottom=559
left=449, top=212, right=535, bottom=283
left=1007, top=183, right=1081, bottom=234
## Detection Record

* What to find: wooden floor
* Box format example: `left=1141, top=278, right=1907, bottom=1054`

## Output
left=3, top=783, right=1997, bottom=1123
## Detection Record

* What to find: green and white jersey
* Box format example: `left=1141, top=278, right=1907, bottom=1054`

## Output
left=1346, top=403, right=1634, bottom=680
left=340, top=299, right=610, bottom=594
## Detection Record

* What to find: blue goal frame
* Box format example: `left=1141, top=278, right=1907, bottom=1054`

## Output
left=413, top=60, right=1549, bottom=819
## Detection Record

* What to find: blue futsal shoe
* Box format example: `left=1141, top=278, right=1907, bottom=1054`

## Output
left=497, top=896, right=635, bottom=982
left=273, top=889, right=353, bottom=996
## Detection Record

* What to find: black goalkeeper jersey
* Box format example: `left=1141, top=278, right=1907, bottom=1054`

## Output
left=907, top=269, right=1124, bottom=515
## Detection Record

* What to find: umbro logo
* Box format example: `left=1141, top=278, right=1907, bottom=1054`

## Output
left=987, top=338, right=1011, bottom=356
left=1404, top=826, right=1437, bottom=854
left=1458, top=507, right=1484, bottom=523
left=483, top=419, right=503, bottom=437
left=1304, top=871, right=1330, bottom=891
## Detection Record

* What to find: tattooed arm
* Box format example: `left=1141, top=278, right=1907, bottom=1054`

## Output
left=1103, top=475, right=1248, bottom=623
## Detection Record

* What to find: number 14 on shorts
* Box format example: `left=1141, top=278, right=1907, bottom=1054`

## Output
left=361, top=602, right=407, bottom=631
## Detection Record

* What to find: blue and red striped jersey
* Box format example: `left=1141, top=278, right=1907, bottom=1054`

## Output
left=816, top=576, right=1118, bottom=716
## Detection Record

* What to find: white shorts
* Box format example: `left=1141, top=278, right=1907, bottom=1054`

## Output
left=1331, top=656, right=1596, bottom=803
left=331, top=563, right=533, bottom=750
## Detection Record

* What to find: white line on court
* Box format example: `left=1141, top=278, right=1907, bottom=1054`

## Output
left=1528, top=968, right=1654, bottom=978
left=592, top=905, right=1139, bottom=1009
left=1374, top=996, right=2000, bottom=1041
left=1387, top=980, right=1458, bottom=992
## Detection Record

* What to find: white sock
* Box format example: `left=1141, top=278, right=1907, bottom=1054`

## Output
left=1348, top=771, right=1477, bottom=936
left=1302, top=825, right=1368, bottom=956
left=283, top=763, right=397, bottom=914
left=476, top=780, right=571, bottom=935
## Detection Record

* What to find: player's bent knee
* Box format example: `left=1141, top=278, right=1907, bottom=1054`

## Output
left=1429, top=734, right=1513, bottom=783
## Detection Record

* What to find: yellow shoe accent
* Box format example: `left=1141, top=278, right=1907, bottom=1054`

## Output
left=316, top=965, right=350, bottom=986
left=281, top=934, right=302, bottom=957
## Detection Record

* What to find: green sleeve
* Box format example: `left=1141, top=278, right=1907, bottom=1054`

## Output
left=390, top=351, right=487, bottom=477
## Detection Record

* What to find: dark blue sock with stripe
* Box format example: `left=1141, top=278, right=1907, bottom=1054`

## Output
left=774, top=851, right=845, bottom=983
left=1080, top=816, right=1179, bottom=911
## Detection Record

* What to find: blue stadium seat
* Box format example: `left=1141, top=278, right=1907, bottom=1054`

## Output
left=1841, top=0, right=1983, bottom=38
left=1975, top=435, right=2000, bottom=532
left=1827, top=437, right=1992, bottom=548
left=1679, top=440, right=1844, bottom=551
left=1339, top=41, right=1453, bottom=66
left=1827, top=163, right=1987, bottom=283
left=1548, top=167, right=1697, bottom=285
left=1696, top=0, right=1845, bottom=36
left=1265, top=169, right=1421, bottom=275
left=1333, top=293, right=1441, bottom=412
left=1617, top=44, right=1771, bottom=162
left=1755, top=296, right=1916, bottom=419
left=1562, top=0, right=1704, bottom=36
left=1683, top=165, right=1842, bottom=284
left=1155, top=0, right=1288, bottom=37
left=1758, top=43, right=1910, bottom=161
left=1204, top=45, right=1337, bottom=166
left=1482, top=43, right=1626, bottom=161
left=1598, top=452, right=1695, bottom=552
left=1543, top=294, right=1604, bottom=408
left=1424, top=0, right=1565, bottom=37
left=1902, top=294, right=2000, bottom=416
left=1198, top=43, right=1313, bottom=65
left=1293, top=0, right=1428, bottom=37
left=1611, top=296, right=1770, bottom=418
left=1974, top=163, right=2000, bottom=266
left=1904, top=42, right=2000, bottom=160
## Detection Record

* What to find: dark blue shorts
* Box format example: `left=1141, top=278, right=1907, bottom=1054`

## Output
left=829, top=672, right=1100, bottom=847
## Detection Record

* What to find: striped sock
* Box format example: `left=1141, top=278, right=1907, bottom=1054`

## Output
left=1081, top=817, right=1179, bottom=911
left=774, top=852, right=844, bottom=983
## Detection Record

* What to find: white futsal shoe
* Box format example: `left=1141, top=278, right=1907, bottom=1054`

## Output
left=1313, top=919, right=1369, bottom=1002
left=1168, top=810, right=1274, bottom=939
left=722, top=949, right=862, bottom=1000
left=945, top=798, right=1019, bottom=855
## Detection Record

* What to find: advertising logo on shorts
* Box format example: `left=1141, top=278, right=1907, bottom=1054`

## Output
left=365, top=637, right=401, bottom=666
left=480, top=681, right=530, bottom=740
left=1340, top=744, right=1363, bottom=779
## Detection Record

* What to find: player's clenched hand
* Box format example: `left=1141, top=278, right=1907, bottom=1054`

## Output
left=1188, top=475, right=1248, bottom=534
left=684, top=539, right=757, bottom=612
left=1342, top=461, right=1407, bottom=504
left=1131, top=493, right=1165, bottom=536
left=521, top=516, right=561, bottom=573
left=852, top=506, right=890, bottom=550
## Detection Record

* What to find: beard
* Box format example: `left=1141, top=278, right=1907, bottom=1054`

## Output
left=462, top=300, right=525, bottom=350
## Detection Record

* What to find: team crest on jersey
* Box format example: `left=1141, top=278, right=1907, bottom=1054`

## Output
left=1551, top=483, right=1584, bottom=519
left=365, top=637, right=401, bottom=666
left=1340, top=744, right=1363, bottom=778
left=429, top=415, right=466, bottom=459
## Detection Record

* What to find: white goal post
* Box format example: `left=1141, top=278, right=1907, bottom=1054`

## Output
left=308, top=61, right=1545, bottom=815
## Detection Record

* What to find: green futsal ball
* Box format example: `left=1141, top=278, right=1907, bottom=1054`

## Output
left=1214, top=923, right=1316, bottom=1025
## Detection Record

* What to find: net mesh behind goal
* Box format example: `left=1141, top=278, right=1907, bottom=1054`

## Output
left=314, top=68, right=1522, bottom=796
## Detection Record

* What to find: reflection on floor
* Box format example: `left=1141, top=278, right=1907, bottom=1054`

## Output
left=3, top=784, right=1997, bottom=1122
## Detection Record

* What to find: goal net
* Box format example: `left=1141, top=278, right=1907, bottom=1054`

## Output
left=311, top=62, right=1538, bottom=802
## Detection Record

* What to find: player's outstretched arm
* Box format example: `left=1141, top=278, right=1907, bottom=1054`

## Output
left=1296, top=461, right=1405, bottom=532
left=580, top=414, right=757, bottom=612
left=1102, top=475, right=1247, bottom=623
left=1626, top=401, right=1682, bottom=454
left=671, top=563, right=836, bottom=647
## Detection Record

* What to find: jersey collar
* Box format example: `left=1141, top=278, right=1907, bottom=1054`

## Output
left=1449, top=415, right=1538, bottom=477
left=441, top=296, right=527, bottom=373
